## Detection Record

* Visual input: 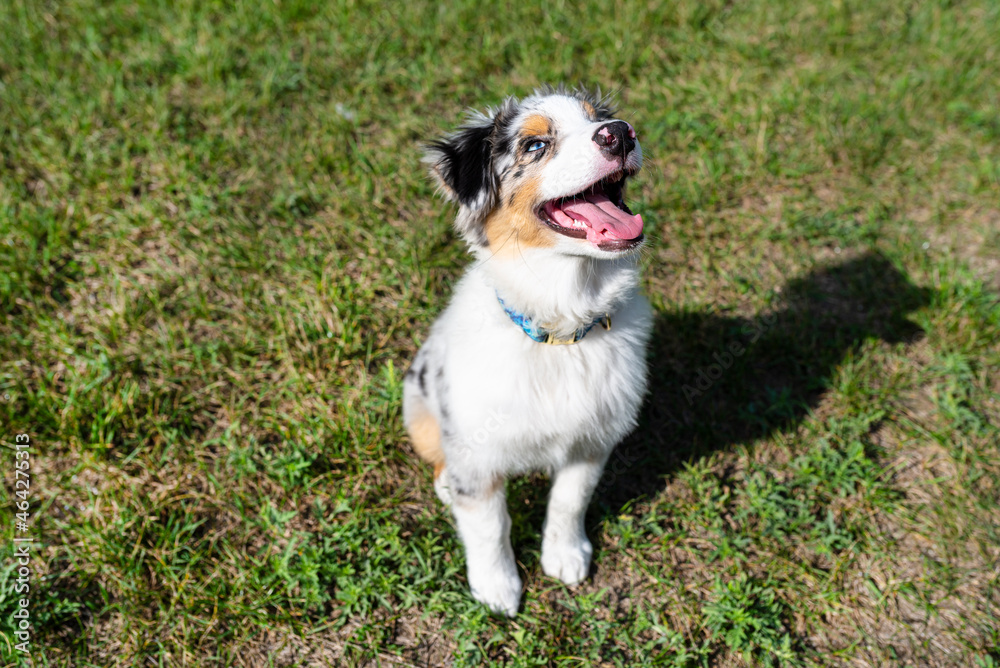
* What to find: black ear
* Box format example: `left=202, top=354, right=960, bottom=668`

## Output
left=425, top=117, right=496, bottom=209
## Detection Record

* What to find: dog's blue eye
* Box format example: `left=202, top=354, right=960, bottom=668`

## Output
left=527, top=140, right=546, bottom=153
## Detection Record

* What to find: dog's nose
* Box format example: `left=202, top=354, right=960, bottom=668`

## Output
left=592, top=121, right=636, bottom=159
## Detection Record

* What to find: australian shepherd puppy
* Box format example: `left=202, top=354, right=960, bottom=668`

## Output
left=403, top=87, right=652, bottom=616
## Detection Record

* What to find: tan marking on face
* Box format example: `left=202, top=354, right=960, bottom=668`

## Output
left=484, top=174, right=555, bottom=253
left=520, top=114, right=552, bottom=138
left=581, top=100, right=596, bottom=118
left=407, top=409, right=444, bottom=465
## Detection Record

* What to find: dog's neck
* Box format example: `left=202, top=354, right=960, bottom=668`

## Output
left=473, top=248, right=640, bottom=338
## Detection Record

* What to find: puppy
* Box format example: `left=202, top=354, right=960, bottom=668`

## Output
left=403, top=87, right=652, bottom=616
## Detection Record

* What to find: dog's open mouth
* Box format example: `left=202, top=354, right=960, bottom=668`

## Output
left=536, top=169, right=643, bottom=251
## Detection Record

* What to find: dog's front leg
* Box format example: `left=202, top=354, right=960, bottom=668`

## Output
left=541, top=457, right=606, bottom=585
left=448, top=470, right=522, bottom=616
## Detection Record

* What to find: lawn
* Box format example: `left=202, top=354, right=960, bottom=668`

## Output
left=1, top=0, right=998, bottom=665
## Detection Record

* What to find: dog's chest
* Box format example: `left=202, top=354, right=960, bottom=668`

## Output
left=442, top=298, right=650, bottom=471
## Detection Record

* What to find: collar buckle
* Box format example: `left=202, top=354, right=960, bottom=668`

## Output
left=544, top=332, right=581, bottom=345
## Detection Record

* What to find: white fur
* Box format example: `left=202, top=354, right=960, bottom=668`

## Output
left=527, top=96, right=643, bottom=204
left=437, top=252, right=651, bottom=475
left=404, top=93, right=652, bottom=616
left=406, top=253, right=652, bottom=616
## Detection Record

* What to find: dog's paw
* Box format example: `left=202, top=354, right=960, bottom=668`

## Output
left=541, top=535, right=593, bottom=586
left=469, top=565, right=522, bottom=617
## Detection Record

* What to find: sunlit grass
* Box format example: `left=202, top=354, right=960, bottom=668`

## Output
left=1, top=0, right=998, bottom=664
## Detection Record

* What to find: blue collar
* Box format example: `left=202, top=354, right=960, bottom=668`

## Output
left=496, top=292, right=611, bottom=345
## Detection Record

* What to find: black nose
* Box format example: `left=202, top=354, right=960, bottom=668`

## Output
left=592, top=121, right=636, bottom=159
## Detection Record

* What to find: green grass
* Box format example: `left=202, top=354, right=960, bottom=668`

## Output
left=1, top=0, right=999, bottom=664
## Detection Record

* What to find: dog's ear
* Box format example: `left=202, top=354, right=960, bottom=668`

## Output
left=425, top=100, right=520, bottom=248
left=424, top=112, right=502, bottom=248
left=425, top=115, right=497, bottom=210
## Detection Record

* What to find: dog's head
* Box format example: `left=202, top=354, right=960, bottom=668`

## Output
left=426, top=87, right=644, bottom=258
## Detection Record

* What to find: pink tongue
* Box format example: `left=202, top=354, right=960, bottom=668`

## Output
left=557, top=192, right=643, bottom=243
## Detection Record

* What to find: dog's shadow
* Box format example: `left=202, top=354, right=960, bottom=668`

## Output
left=592, top=250, right=930, bottom=513
left=509, top=251, right=930, bottom=559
